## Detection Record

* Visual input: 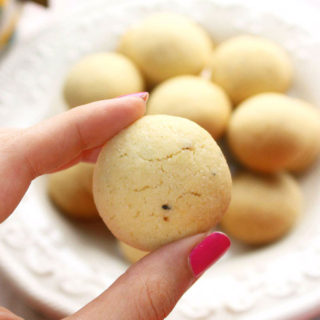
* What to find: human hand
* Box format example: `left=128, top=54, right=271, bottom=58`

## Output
left=0, top=93, right=230, bottom=320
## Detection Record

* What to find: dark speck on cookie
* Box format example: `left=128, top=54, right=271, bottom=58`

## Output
left=162, top=204, right=171, bottom=210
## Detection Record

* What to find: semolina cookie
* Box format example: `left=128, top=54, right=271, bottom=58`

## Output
left=220, top=171, right=302, bottom=245
left=48, top=163, right=99, bottom=220
left=93, top=115, right=232, bottom=251
left=118, top=241, right=149, bottom=264
left=63, top=52, right=144, bottom=108
left=287, top=107, right=320, bottom=172
left=227, top=93, right=320, bottom=173
left=210, top=35, right=292, bottom=104
left=147, top=76, right=231, bottom=139
left=118, top=13, right=213, bottom=86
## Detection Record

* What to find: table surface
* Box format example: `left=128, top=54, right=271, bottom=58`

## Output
left=1, top=0, right=320, bottom=319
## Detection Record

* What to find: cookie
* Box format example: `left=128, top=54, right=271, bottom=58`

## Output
left=48, top=163, right=99, bottom=220
left=119, top=241, right=149, bottom=264
left=147, top=76, right=231, bottom=139
left=220, top=171, right=302, bottom=245
left=118, top=13, right=213, bottom=86
left=287, top=108, right=320, bottom=172
left=63, top=52, right=144, bottom=108
left=227, top=93, right=320, bottom=172
left=209, top=35, right=292, bottom=104
left=93, top=115, right=232, bottom=251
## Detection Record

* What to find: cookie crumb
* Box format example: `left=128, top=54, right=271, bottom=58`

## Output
left=162, top=204, right=171, bottom=210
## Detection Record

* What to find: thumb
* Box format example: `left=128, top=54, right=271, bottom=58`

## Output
left=65, top=232, right=230, bottom=320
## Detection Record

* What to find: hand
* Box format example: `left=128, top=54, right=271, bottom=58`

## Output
left=0, top=93, right=230, bottom=320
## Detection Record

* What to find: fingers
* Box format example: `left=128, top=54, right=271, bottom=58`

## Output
left=66, top=232, right=230, bottom=320
left=22, top=95, right=147, bottom=178
left=0, top=307, right=24, bottom=320
left=0, top=95, right=147, bottom=222
left=47, top=146, right=103, bottom=173
left=47, top=144, right=104, bottom=173
left=82, top=146, right=104, bottom=164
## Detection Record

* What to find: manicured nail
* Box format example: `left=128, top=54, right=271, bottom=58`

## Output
left=119, top=92, right=149, bottom=102
left=189, top=232, right=230, bottom=277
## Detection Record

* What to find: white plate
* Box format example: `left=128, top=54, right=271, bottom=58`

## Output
left=0, top=0, right=320, bottom=319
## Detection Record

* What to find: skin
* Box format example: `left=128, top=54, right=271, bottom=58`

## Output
left=0, top=96, right=219, bottom=320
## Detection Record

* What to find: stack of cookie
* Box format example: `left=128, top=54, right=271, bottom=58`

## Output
left=48, top=13, right=320, bottom=264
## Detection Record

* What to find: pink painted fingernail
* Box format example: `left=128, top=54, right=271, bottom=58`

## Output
left=189, top=232, right=230, bottom=277
left=119, top=92, right=149, bottom=101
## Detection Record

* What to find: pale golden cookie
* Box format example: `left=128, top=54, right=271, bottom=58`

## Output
left=210, top=35, right=292, bottom=104
left=220, top=172, right=302, bottom=245
left=227, top=93, right=320, bottom=173
left=147, top=76, right=231, bottom=139
left=48, top=163, right=99, bottom=220
left=287, top=107, right=320, bottom=172
left=63, top=52, right=144, bottom=108
left=118, top=13, right=213, bottom=85
left=93, top=115, right=232, bottom=251
left=119, top=241, right=149, bottom=264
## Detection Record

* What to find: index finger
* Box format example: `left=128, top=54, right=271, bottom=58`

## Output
left=0, top=93, right=147, bottom=222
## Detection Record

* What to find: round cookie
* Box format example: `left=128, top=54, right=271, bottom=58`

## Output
left=93, top=115, right=232, bottom=251
left=119, top=241, right=149, bottom=264
left=118, top=13, right=213, bottom=85
left=287, top=107, right=320, bottom=171
left=63, top=52, right=144, bottom=108
left=220, top=172, right=302, bottom=245
left=209, top=35, right=292, bottom=104
left=147, top=76, right=231, bottom=139
left=48, top=163, right=99, bottom=220
left=227, top=93, right=320, bottom=173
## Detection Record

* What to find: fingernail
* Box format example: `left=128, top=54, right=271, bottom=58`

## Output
left=119, top=92, right=149, bottom=102
left=189, top=232, right=230, bottom=277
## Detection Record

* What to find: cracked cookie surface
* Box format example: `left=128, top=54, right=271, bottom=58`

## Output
left=93, top=115, right=232, bottom=251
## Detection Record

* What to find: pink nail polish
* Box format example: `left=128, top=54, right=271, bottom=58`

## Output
left=119, top=92, right=149, bottom=101
left=189, top=232, right=230, bottom=277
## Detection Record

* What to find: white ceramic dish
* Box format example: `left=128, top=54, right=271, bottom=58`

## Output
left=0, top=0, right=320, bottom=319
